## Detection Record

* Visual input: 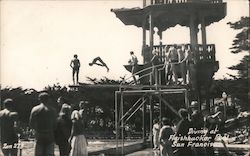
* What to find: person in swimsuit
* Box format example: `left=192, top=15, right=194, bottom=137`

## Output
left=70, top=54, right=81, bottom=85
left=89, top=57, right=109, bottom=72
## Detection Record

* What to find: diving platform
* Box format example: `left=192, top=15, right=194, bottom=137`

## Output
left=69, top=83, right=189, bottom=90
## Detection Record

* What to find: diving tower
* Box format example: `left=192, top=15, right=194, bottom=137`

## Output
left=111, top=0, right=226, bottom=105
left=69, top=1, right=227, bottom=155
left=110, top=0, right=227, bottom=155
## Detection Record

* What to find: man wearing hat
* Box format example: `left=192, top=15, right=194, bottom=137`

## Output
left=190, top=101, right=204, bottom=129
left=0, top=99, right=19, bottom=156
left=190, top=101, right=207, bottom=156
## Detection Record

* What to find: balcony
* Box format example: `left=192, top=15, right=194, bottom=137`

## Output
left=144, top=0, right=223, bottom=6
left=152, top=44, right=216, bottom=63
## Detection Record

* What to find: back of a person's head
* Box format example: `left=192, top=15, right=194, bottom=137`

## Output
left=3, top=98, right=14, bottom=109
left=130, top=51, right=134, bottom=55
left=179, top=108, right=189, bottom=119
left=57, top=96, right=65, bottom=104
left=79, top=100, right=88, bottom=109
left=59, top=104, right=71, bottom=116
left=214, top=106, right=221, bottom=113
left=38, top=92, right=50, bottom=103
left=71, top=110, right=82, bottom=121
left=162, top=117, right=171, bottom=126
left=153, top=118, right=159, bottom=124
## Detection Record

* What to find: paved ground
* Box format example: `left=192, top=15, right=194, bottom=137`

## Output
left=126, top=148, right=159, bottom=156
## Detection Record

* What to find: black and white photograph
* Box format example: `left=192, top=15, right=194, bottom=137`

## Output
left=0, top=0, right=249, bottom=155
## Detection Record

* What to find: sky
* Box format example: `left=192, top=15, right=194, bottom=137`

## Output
left=0, top=0, right=249, bottom=90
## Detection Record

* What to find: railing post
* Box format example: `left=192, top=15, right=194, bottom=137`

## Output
left=142, top=97, right=146, bottom=141
left=121, top=91, right=124, bottom=155
left=149, top=12, right=154, bottom=61
left=115, top=91, right=118, bottom=155
left=200, top=14, right=207, bottom=59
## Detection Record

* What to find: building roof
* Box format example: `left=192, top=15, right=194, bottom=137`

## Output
left=111, top=2, right=226, bottom=31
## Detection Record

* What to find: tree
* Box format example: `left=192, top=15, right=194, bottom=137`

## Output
left=219, top=16, right=250, bottom=110
left=227, top=16, right=249, bottom=79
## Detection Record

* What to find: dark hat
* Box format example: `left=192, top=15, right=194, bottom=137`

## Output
left=3, top=98, right=14, bottom=108
left=79, top=100, right=89, bottom=108
left=178, top=108, right=189, bottom=118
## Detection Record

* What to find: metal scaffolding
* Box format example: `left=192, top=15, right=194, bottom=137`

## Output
left=115, top=86, right=189, bottom=155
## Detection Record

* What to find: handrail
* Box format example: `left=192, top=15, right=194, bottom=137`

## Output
left=146, top=0, right=223, bottom=6
left=120, top=59, right=189, bottom=87
left=120, top=63, right=165, bottom=86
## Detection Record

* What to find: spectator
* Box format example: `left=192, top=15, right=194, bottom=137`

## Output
left=69, top=110, right=88, bottom=156
left=29, top=92, right=57, bottom=156
left=55, top=104, right=72, bottom=156
left=159, top=117, right=174, bottom=156
left=57, top=96, right=71, bottom=113
left=190, top=101, right=206, bottom=156
left=190, top=101, right=204, bottom=129
left=0, top=99, right=19, bottom=156
left=152, top=118, right=160, bottom=150
left=175, top=109, right=193, bottom=156
left=204, top=108, right=224, bottom=156
left=78, top=101, right=88, bottom=129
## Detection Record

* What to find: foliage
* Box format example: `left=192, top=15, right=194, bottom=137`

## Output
left=0, top=78, right=129, bottom=132
left=211, top=79, right=248, bottom=110
left=227, top=16, right=249, bottom=79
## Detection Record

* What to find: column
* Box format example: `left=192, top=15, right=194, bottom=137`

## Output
left=200, top=15, right=207, bottom=59
left=149, top=95, right=153, bottom=148
left=158, top=30, right=163, bottom=61
left=143, top=0, right=146, bottom=7
left=142, top=97, right=146, bottom=142
left=189, top=12, right=198, bottom=50
left=189, top=12, right=199, bottom=95
left=142, top=16, right=147, bottom=63
left=149, top=12, right=154, bottom=54
left=149, top=12, right=154, bottom=85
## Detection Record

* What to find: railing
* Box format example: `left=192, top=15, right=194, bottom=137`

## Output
left=120, top=63, right=165, bottom=86
left=152, top=44, right=216, bottom=63
left=144, top=0, right=223, bottom=6
left=122, top=44, right=216, bottom=86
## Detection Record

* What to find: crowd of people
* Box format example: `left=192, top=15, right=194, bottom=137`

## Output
left=129, top=44, right=193, bottom=86
left=152, top=101, right=226, bottom=156
left=0, top=91, right=248, bottom=156
left=0, top=92, right=89, bottom=156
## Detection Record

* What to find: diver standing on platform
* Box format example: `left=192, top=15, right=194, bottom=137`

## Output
left=70, top=54, right=81, bottom=85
